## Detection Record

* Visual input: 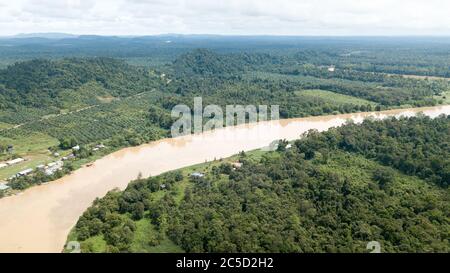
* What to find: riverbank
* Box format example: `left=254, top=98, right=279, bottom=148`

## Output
left=0, top=105, right=449, bottom=252
left=1, top=101, right=446, bottom=197
left=65, top=148, right=269, bottom=253
left=65, top=114, right=450, bottom=253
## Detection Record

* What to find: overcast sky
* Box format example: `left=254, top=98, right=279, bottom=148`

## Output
left=1, top=0, right=450, bottom=36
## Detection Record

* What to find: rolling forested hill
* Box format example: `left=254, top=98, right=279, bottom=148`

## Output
left=68, top=115, right=450, bottom=253
left=1, top=49, right=446, bottom=145
left=0, top=58, right=159, bottom=116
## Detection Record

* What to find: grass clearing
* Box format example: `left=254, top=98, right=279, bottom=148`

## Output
left=434, top=90, right=450, bottom=104
left=0, top=132, right=58, bottom=156
left=296, top=89, right=377, bottom=106
left=66, top=230, right=107, bottom=253
left=0, top=122, right=14, bottom=130
left=131, top=218, right=184, bottom=253
left=398, top=74, right=450, bottom=81
left=80, top=235, right=107, bottom=253
left=97, top=96, right=117, bottom=103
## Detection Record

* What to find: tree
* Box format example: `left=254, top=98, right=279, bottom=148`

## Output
left=373, top=168, right=395, bottom=190
left=132, top=202, right=145, bottom=220
left=276, top=139, right=289, bottom=152
left=0, top=142, right=7, bottom=153
left=59, top=137, right=78, bottom=150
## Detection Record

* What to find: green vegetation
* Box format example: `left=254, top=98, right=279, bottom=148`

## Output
left=434, top=90, right=450, bottom=104
left=295, top=114, right=450, bottom=188
left=296, top=89, right=377, bottom=106
left=68, top=115, right=450, bottom=253
left=0, top=58, right=168, bottom=186
left=0, top=122, right=13, bottom=130
left=0, top=36, right=448, bottom=252
left=1, top=38, right=449, bottom=194
left=0, top=58, right=156, bottom=111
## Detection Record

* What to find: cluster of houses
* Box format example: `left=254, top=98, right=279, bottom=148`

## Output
left=7, top=160, right=65, bottom=180
left=0, top=143, right=108, bottom=193
left=37, top=160, right=64, bottom=176
left=5, top=154, right=67, bottom=181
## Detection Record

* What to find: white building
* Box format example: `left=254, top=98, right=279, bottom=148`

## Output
left=328, top=66, right=336, bottom=72
left=190, top=172, right=204, bottom=178
left=6, top=158, right=24, bottom=165
left=47, top=162, right=57, bottom=168
left=231, top=162, right=243, bottom=169
left=72, top=145, right=80, bottom=151
left=17, top=168, right=33, bottom=176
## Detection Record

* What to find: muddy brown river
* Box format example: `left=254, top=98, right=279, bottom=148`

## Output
left=0, top=105, right=449, bottom=252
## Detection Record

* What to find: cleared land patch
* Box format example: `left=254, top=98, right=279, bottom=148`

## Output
left=434, top=90, right=450, bottom=104
left=296, top=89, right=377, bottom=106
left=0, top=122, right=13, bottom=130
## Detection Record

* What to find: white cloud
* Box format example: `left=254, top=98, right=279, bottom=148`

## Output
left=0, top=0, right=449, bottom=35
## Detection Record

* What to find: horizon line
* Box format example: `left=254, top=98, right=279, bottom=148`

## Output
left=3, top=32, right=450, bottom=39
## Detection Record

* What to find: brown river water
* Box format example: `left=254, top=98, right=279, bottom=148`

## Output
left=0, top=105, right=449, bottom=253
